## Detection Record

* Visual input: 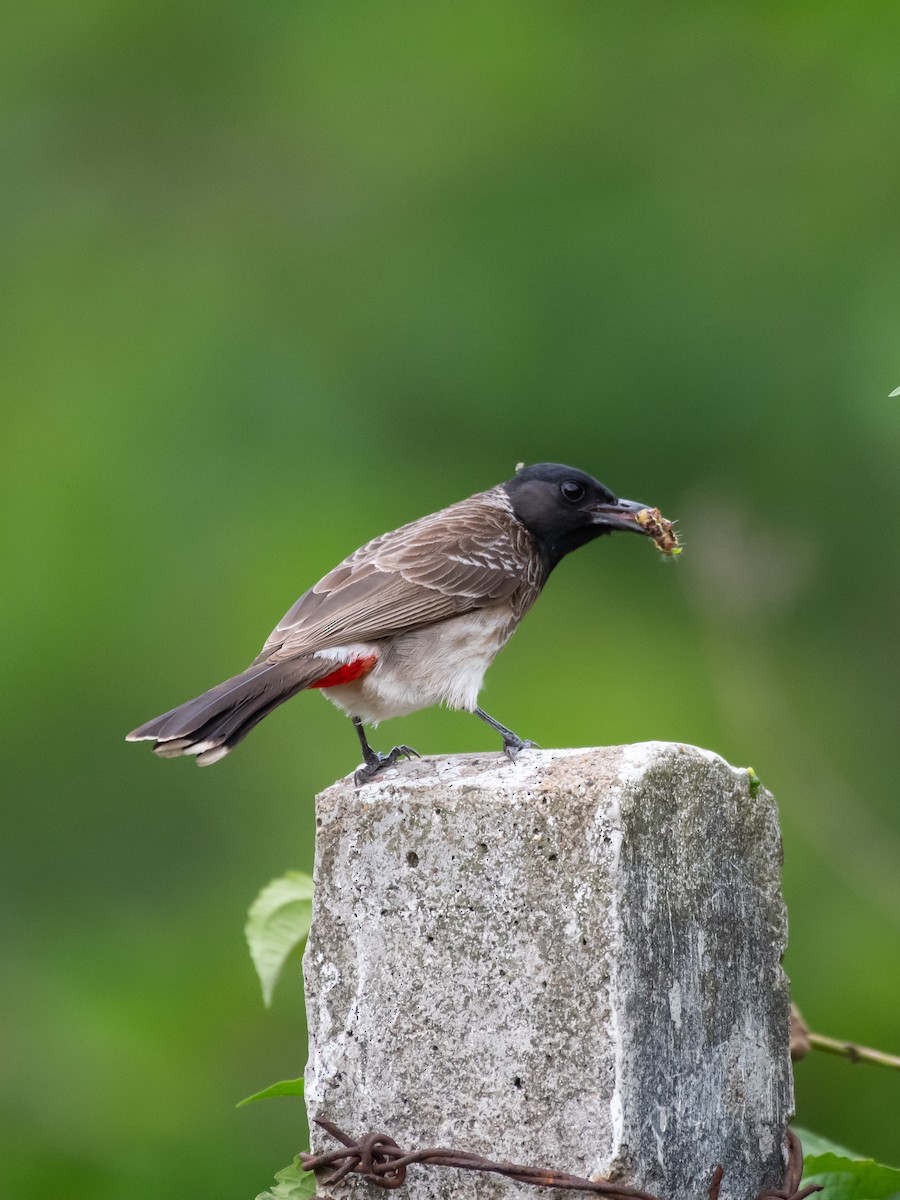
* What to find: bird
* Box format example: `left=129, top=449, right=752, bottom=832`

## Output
left=127, top=462, right=677, bottom=783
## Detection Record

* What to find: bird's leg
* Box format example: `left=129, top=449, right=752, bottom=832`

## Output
left=351, top=716, right=419, bottom=786
left=474, top=707, right=539, bottom=761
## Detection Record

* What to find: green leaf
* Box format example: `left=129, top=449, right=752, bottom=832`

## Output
left=255, top=1156, right=317, bottom=1200
left=237, top=1076, right=304, bottom=1108
left=801, top=1154, right=900, bottom=1200
left=246, top=871, right=314, bottom=1007
left=794, top=1128, right=900, bottom=1200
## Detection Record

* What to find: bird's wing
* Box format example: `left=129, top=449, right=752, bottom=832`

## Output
left=254, top=490, right=540, bottom=663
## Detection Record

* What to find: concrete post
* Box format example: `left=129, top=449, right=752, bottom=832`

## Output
left=303, top=743, right=793, bottom=1200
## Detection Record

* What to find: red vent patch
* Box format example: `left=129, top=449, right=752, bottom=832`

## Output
left=308, top=655, right=378, bottom=690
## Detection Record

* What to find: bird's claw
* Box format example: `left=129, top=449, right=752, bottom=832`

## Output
left=354, top=744, right=420, bottom=786
left=387, top=744, right=420, bottom=767
left=503, top=737, right=540, bottom=762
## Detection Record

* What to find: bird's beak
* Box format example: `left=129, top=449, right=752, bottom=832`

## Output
left=592, top=497, right=681, bottom=555
left=590, top=497, right=650, bottom=534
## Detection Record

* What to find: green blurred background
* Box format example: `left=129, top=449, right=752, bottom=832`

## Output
left=3, top=2, right=899, bottom=1194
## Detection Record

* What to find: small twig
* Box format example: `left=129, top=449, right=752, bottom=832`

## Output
left=807, top=1031, right=900, bottom=1071
left=790, top=1004, right=812, bottom=1062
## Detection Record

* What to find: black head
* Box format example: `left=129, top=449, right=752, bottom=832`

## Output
left=502, top=462, right=650, bottom=572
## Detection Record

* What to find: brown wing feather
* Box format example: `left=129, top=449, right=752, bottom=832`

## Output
left=254, top=489, right=542, bottom=664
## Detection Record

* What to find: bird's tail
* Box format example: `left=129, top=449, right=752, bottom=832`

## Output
left=126, top=657, right=336, bottom=765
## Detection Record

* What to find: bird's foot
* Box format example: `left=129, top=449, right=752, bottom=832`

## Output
left=354, top=744, right=420, bottom=786
left=502, top=734, right=540, bottom=762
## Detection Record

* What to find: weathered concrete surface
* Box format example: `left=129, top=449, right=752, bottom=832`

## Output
left=303, top=744, right=793, bottom=1200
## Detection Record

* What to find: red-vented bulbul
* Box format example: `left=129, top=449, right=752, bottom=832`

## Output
left=127, top=463, right=678, bottom=782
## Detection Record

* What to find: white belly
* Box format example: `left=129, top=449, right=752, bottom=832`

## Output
left=319, top=608, right=516, bottom=724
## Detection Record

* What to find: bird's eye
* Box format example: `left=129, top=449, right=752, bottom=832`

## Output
left=560, top=480, right=586, bottom=503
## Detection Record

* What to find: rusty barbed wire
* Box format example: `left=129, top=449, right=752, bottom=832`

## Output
left=300, top=1120, right=823, bottom=1200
